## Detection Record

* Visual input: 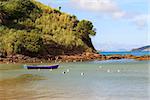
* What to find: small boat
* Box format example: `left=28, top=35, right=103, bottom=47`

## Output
left=24, top=64, right=59, bottom=69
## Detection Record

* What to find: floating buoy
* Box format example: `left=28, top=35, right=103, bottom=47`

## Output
left=117, top=69, right=120, bottom=72
left=67, top=69, right=69, bottom=72
left=49, top=69, right=52, bottom=71
left=38, top=69, right=40, bottom=71
left=62, top=71, right=66, bottom=74
left=41, top=61, right=43, bottom=63
left=107, top=69, right=110, bottom=73
left=81, top=72, right=84, bottom=76
left=99, top=66, right=102, bottom=69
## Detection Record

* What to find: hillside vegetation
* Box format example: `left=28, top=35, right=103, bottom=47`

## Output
left=0, top=0, right=96, bottom=57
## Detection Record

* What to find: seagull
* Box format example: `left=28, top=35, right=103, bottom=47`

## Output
left=117, top=69, right=120, bottom=72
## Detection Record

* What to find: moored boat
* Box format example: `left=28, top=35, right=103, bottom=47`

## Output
left=24, top=64, right=59, bottom=69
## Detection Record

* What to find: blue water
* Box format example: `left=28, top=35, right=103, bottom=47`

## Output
left=100, top=51, right=150, bottom=56
left=0, top=60, right=149, bottom=100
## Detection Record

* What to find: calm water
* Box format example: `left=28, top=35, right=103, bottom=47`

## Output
left=100, top=51, right=150, bottom=56
left=0, top=60, right=149, bottom=100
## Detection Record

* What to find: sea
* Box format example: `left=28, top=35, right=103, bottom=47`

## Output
left=0, top=51, right=149, bottom=100
left=100, top=51, right=150, bottom=56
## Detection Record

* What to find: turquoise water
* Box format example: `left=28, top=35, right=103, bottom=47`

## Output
left=0, top=60, right=149, bottom=100
left=100, top=51, right=150, bottom=56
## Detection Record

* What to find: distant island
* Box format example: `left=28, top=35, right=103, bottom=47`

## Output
left=132, top=45, right=150, bottom=51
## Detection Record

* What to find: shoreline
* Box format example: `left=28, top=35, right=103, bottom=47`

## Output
left=0, top=52, right=149, bottom=64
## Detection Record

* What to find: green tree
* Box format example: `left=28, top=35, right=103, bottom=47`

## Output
left=76, top=20, right=96, bottom=38
left=58, top=6, right=61, bottom=11
left=23, top=33, right=43, bottom=53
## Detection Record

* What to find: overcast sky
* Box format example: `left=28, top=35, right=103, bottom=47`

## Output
left=38, top=0, right=149, bottom=51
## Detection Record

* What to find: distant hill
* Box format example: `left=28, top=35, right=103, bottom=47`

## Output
left=0, top=0, right=96, bottom=57
left=132, top=45, right=150, bottom=51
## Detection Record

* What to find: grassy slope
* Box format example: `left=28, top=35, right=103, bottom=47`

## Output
left=0, top=0, right=96, bottom=57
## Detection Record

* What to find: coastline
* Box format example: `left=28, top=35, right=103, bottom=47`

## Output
left=0, top=52, right=149, bottom=64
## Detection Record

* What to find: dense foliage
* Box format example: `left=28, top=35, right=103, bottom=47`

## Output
left=0, top=0, right=96, bottom=57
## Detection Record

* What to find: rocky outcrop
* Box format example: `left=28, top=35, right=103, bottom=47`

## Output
left=0, top=53, right=149, bottom=63
left=134, top=55, right=150, bottom=61
left=105, top=54, right=124, bottom=60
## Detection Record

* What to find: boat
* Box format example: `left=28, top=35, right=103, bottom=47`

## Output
left=24, top=64, right=59, bottom=69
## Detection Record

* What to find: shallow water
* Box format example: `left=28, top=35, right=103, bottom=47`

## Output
left=0, top=60, right=149, bottom=100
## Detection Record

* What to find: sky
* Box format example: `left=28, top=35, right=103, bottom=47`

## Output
left=38, top=0, right=149, bottom=51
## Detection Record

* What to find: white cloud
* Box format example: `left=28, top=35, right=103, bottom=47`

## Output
left=71, top=0, right=125, bottom=19
left=112, top=11, right=126, bottom=19
left=42, top=0, right=148, bottom=29
left=75, top=0, right=117, bottom=12
left=131, top=14, right=149, bottom=29
left=70, top=0, right=148, bottom=29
